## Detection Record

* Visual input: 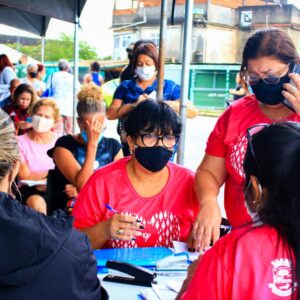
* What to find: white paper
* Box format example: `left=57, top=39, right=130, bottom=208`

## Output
left=172, top=241, right=201, bottom=261
left=148, top=90, right=157, bottom=99
left=19, top=180, right=46, bottom=187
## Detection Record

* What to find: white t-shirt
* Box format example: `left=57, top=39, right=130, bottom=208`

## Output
left=47, top=71, right=80, bottom=117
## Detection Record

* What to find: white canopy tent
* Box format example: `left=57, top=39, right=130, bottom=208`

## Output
left=0, top=0, right=87, bottom=131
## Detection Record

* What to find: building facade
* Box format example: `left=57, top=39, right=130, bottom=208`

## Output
left=112, top=0, right=300, bottom=64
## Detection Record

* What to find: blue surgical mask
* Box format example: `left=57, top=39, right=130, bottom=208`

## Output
left=80, top=130, right=103, bottom=144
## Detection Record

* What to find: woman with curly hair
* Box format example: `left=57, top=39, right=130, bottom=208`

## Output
left=47, top=83, right=123, bottom=214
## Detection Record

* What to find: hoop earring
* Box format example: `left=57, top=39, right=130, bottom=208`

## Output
left=253, top=182, right=263, bottom=211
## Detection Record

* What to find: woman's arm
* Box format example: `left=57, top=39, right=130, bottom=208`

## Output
left=53, top=116, right=102, bottom=190
left=106, top=99, right=123, bottom=120
left=18, top=162, right=48, bottom=181
left=113, top=149, right=124, bottom=161
left=193, top=154, right=227, bottom=251
left=166, top=100, right=199, bottom=118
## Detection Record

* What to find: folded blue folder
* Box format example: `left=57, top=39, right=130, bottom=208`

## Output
left=94, top=247, right=173, bottom=273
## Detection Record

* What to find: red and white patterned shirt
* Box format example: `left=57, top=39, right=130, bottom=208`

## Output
left=206, top=95, right=300, bottom=226
left=72, top=157, right=199, bottom=248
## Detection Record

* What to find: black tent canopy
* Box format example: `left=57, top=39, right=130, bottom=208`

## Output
left=0, top=0, right=87, bottom=36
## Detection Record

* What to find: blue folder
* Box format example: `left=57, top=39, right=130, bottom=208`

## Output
left=94, top=247, right=173, bottom=273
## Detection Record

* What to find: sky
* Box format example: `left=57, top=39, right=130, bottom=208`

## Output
left=0, top=0, right=298, bottom=58
left=0, top=0, right=115, bottom=58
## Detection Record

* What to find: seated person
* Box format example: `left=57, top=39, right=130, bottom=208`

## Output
left=47, top=83, right=123, bottom=214
left=4, top=83, right=36, bottom=135
left=72, top=99, right=199, bottom=249
left=0, top=109, right=107, bottom=299
left=17, top=99, right=60, bottom=214
left=177, top=122, right=300, bottom=299
left=0, top=78, right=21, bottom=108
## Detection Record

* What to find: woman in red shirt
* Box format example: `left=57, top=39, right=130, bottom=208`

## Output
left=178, top=122, right=299, bottom=300
left=193, top=28, right=300, bottom=251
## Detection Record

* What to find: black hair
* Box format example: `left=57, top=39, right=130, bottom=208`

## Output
left=13, top=83, right=36, bottom=106
left=243, top=122, right=300, bottom=298
left=90, top=61, right=100, bottom=72
left=123, top=99, right=182, bottom=137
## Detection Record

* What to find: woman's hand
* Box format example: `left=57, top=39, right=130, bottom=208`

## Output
left=85, top=116, right=103, bottom=146
left=64, top=184, right=79, bottom=198
left=283, top=73, right=300, bottom=114
left=192, top=201, right=222, bottom=251
left=18, top=121, right=32, bottom=131
left=175, top=258, right=201, bottom=299
left=103, top=214, right=143, bottom=241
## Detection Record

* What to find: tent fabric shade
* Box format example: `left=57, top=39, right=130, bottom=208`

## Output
left=0, top=0, right=87, bottom=36
left=0, top=6, right=50, bottom=36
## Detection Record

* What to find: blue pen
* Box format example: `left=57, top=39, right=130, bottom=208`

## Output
left=104, top=204, right=119, bottom=214
left=220, top=224, right=232, bottom=230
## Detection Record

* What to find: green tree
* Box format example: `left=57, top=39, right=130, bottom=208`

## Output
left=6, top=33, right=99, bottom=62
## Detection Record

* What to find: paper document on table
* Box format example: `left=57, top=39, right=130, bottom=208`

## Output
left=172, top=241, right=201, bottom=261
left=19, top=180, right=47, bottom=187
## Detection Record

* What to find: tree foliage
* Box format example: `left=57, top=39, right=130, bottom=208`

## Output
left=6, top=33, right=99, bottom=62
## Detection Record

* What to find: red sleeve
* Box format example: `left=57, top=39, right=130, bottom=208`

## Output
left=72, top=172, right=106, bottom=229
left=205, top=106, right=231, bottom=158
left=181, top=247, right=232, bottom=300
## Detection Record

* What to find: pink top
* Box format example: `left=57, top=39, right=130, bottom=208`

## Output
left=181, top=225, right=297, bottom=300
left=17, top=133, right=56, bottom=173
left=205, top=95, right=300, bottom=227
left=72, top=157, right=199, bottom=248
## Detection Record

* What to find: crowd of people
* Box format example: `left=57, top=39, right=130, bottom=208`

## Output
left=0, top=28, right=299, bottom=299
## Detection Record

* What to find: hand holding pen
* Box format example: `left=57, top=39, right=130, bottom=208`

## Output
left=104, top=204, right=144, bottom=241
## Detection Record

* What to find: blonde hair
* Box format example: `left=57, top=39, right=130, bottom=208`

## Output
left=76, top=82, right=105, bottom=119
left=0, top=109, right=20, bottom=181
left=29, top=98, right=61, bottom=123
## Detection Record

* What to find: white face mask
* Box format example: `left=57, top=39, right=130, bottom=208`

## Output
left=135, top=66, right=156, bottom=80
left=32, top=115, right=54, bottom=133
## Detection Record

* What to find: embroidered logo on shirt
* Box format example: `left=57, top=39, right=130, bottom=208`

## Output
left=268, top=258, right=297, bottom=297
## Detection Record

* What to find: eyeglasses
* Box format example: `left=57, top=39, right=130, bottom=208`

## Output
left=245, top=64, right=290, bottom=86
left=137, top=133, right=179, bottom=149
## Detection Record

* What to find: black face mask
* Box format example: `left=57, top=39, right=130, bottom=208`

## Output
left=29, top=71, right=38, bottom=78
left=134, top=146, right=173, bottom=172
left=250, top=73, right=290, bottom=105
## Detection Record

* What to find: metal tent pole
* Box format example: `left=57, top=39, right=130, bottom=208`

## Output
left=73, top=0, right=79, bottom=133
left=41, top=36, right=45, bottom=64
left=176, top=0, right=194, bottom=164
left=157, top=0, right=168, bottom=100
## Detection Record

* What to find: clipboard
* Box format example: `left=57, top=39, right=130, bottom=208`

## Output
left=94, top=247, right=173, bottom=273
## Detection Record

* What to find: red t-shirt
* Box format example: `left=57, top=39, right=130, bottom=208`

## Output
left=72, top=157, right=199, bottom=248
left=206, top=95, right=300, bottom=226
left=181, top=225, right=297, bottom=300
